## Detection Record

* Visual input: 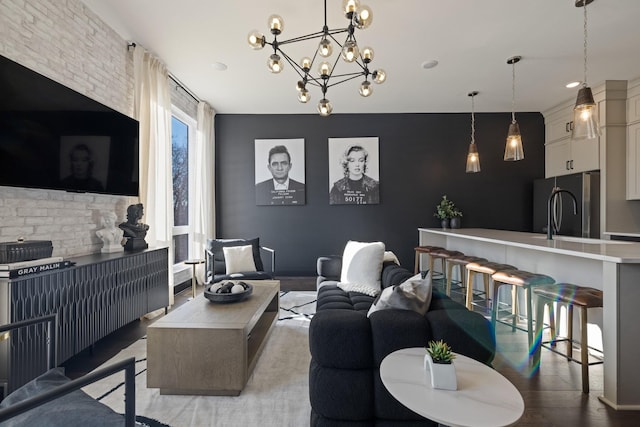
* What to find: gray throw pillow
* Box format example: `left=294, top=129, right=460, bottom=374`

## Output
left=367, top=272, right=432, bottom=317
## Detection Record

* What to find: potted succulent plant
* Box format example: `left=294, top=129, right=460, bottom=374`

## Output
left=424, top=339, right=457, bottom=390
left=434, top=195, right=463, bottom=229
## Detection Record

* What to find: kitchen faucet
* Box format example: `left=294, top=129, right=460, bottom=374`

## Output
left=547, top=188, right=578, bottom=240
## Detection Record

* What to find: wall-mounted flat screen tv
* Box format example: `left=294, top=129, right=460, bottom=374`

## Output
left=0, top=54, right=139, bottom=196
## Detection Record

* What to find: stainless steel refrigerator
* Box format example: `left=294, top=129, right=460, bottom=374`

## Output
left=532, top=171, right=600, bottom=238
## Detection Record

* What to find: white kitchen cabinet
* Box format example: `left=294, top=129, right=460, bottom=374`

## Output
left=544, top=104, right=599, bottom=178
left=627, top=104, right=640, bottom=200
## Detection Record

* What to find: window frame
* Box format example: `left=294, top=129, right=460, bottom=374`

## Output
left=171, top=106, right=197, bottom=282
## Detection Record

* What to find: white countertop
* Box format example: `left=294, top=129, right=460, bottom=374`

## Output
left=418, top=228, right=640, bottom=263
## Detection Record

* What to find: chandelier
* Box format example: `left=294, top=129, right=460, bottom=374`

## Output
left=247, top=0, right=386, bottom=116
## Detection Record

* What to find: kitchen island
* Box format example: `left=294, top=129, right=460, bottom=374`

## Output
left=418, top=228, right=640, bottom=410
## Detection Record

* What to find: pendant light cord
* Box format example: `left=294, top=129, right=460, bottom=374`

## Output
left=471, top=94, right=476, bottom=144
left=511, top=61, right=516, bottom=124
left=583, top=0, right=588, bottom=87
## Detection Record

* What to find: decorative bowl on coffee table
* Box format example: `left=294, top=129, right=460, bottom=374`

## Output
left=204, top=282, right=253, bottom=303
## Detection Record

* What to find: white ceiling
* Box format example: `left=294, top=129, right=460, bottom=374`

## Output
left=80, top=0, right=640, bottom=115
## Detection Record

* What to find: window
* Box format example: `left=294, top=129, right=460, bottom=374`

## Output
left=171, top=108, right=196, bottom=280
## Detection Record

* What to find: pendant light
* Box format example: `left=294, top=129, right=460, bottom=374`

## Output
left=572, top=0, right=600, bottom=140
left=504, top=56, right=524, bottom=161
left=466, top=91, right=481, bottom=173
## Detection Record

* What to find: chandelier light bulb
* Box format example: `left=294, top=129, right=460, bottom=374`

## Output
left=359, top=81, right=372, bottom=97
left=298, top=89, right=310, bottom=103
left=361, top=47, right=374, bottom=63
left=372, top=69, right=386, bottom=84
left=247, top=31, right=265, bottom=50
left=318, top=61, right=332, bottom=77
left=355, top=5, right=373, bottom=29
left=342, top=0, right=360, bottom=16
left=268, top=54, right=283, bottom=73
left=318, top=39, right=333, bottom=57
left=268, top=14, right=284, bottom=35
left=300, top=57, right=312, bottom=71
left=341, top=40, right=359, bottom=63
left=318, top=98, right=333, bottom=116
left=296, top=80, right=305, bottom=91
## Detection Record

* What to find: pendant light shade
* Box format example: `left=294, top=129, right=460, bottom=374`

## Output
left=572, top=0, right=600, bottom=140
left=466, top=91, right=481, bottom=173
left=505, top=122, right=524, bottom=161
left=504, top=56, right=525, bottom=161
left=572, top=85, right=600, bottom=139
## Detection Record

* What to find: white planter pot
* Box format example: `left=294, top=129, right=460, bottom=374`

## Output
left=424, top=353, right=457, bottom=390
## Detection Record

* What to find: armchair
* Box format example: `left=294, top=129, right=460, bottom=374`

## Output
left=0, top=315, right=136, bottom=426
left=204, top=238, right=275, bottom=284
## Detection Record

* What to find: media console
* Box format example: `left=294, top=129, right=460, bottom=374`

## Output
left=0, top=247, right=169, bottom=394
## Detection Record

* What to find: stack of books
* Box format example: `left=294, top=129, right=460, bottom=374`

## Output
left=0, top=256, right=75, bottom=279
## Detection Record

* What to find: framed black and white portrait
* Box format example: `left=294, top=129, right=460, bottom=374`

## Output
left=255, top=138, right=306, bottom=206
left=328, top=137, right=380, bottom=205
left=59, top=135, right=110, bottom=193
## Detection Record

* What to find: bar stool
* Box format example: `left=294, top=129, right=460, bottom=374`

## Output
left=428, top=248, right=463, bottom=289
left=445, top=255, right=487, bottom=298
left=532, top=283, right=603, bottom=393
left=413, top=245, right=445, bottom=274
left=490, top=269, right=555, bottom=350
left=465, top=261, right=517, bottom=311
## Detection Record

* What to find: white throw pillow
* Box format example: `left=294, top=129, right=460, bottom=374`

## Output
left=337, top=240, right=385, bottom=297
left=367, top=272, right=433, bottom=317
left=383, top=251, right=400, bottom=265
left=223, top=245, right=257, bottom=274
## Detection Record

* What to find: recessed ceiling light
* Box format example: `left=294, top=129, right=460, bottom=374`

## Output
left=566, top=81, right=581, bottom=88
left=212, top=62, right=228, bottom=71
left=421, top=60, right=439, bottom=70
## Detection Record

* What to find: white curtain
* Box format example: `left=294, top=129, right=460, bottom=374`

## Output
left=133, top=45, right=175, bottom=306
left=192, top=101, right=216, bottom=283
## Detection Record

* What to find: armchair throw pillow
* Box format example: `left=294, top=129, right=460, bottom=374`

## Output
left=223, top=245, right=257, bottom=274
left=337, top=240, right=385, bottom=297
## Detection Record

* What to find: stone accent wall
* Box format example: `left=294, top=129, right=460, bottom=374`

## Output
left=0, top=0, right=135, bottom=258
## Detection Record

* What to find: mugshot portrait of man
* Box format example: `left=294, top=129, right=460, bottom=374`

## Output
left=255, top=144, right=305, bottom=205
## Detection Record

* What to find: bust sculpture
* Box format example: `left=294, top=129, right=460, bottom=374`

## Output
left=119, top=203, right=149, bottom=251
left=95, top=211, right=124, bottom=253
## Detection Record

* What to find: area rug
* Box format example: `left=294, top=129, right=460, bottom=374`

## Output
left=83, top=291, right=317, bottom=427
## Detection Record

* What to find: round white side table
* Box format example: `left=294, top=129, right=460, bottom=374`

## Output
left=380, top=347, right=524, bottom=427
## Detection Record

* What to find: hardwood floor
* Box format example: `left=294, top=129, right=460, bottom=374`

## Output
left=61, top=277, right=640, bottom=426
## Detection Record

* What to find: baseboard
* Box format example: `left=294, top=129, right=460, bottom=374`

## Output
left=173, top=279, right=191, bottom=295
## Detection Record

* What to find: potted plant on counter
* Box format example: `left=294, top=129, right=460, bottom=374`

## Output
left=424, top=339, right=457, bottom=390
left=434, top=195, right=463, bottom=229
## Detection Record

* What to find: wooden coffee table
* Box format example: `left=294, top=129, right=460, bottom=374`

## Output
left=380, top=347, right=524, bottom=427
left=147, top=280, right=280, bottom=395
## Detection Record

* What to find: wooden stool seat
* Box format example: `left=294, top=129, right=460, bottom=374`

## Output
left=413, top=246, right=445, bottom=274
left=464, top=261, right=517, bottom=311
left=533, top=283, right=603, bottom=393
left=426, top=249, right=464, bottom=292
left=491, top=269, right=555, bottom=351
left=445, top=255, right=487, bottom=297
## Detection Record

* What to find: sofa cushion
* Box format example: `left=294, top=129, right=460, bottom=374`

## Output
left=337, top=241, right=385, bottom=296
left=381, top=261, right=415, bottom=289
left=367, top=272, right=432, bottom=318
left=317, top=283, right=376, bottom=312
left=223, top=244, right=256, bottom=274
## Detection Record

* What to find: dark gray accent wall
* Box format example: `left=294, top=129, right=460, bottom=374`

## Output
left=215, top=113, right=545, bottom=276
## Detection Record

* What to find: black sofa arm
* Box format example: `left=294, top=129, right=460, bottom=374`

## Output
left=316, top=255, right=342, bottom=289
